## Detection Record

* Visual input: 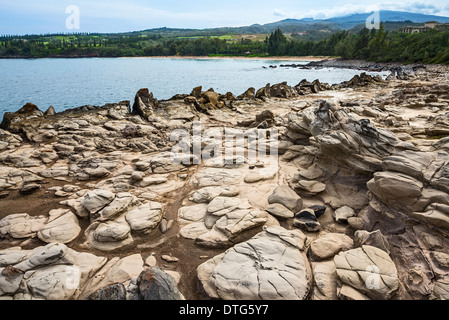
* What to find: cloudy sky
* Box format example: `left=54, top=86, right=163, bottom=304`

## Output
left=1, top=0, right=449, bottom=35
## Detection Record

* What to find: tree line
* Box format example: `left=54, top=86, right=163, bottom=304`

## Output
left=1, top=25, right=448, bottom=64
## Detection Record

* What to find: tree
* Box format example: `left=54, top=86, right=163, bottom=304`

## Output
left=265, top=28, right=288, bottom=55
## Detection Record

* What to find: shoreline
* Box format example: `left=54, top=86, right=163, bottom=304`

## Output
left=120, top=55, right=334, bottom=61
left=0, top=55, right=334, bottom=61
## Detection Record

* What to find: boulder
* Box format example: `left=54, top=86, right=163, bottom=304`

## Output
left=80, top=189, right=115, bottom=215
left=293, top=208, right=321, bottom=232
left=132, top=89, right=158, bottom=120
left=333, top=206, right=356, bottom=223
left=197, top=226, right=311, bottom=299
left=86, top=221, right=133, bottom=251
left=129, top=268, right=183, bottom=300
left=309, top=232, right=354, bottom=261
left=265, top=203, right=294, bottom=219
left=334, top=245, right=399, bottom=300
left=0, top=103, right=43, bottom=133
left=0, top=213, right=47, bottom=239
left=354, top=230, right=390, bottom=254
left=125, top=202, right=163, bottom=232
left=268, top=185, right=302, bottom=212
left=37, top=209, right=81, bottom=244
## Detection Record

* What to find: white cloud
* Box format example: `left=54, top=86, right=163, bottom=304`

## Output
left=273, top=8, right=288, bottom=18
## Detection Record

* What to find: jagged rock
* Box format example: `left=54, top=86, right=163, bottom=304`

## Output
left=80, top=254, right=143, bottom=299
left=132, top=89, right=158, bottom=120
left=0, top=103, right=43, bottom=133
left=197, top=226, right=311, bottom=300
left=354, top=230, right=390, bottom=254
left=334, top=245, right=399, bottom=300
left=80, top=189, right=115, bottom=216
left=93, top=193, right=134, bottom=222
left=0, top=166, right=43, bottom=191
left=236, top=87, right=255, bottom=100
left=129, top=268, right=182, bottom=300
left=255, top=83, right=271, bottom=100
left=87, top=283, right=127, bottom=300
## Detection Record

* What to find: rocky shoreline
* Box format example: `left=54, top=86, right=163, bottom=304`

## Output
left=1, top=63, right=449, bottom=300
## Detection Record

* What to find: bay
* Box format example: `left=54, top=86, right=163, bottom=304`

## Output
left=0, top=57, right=388, bottom=117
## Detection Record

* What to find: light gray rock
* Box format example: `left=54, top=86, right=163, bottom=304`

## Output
left=334, top=245, right=399, bottom=300
left=125, top=202, right=162, bottom=232
left=14, top=243, right=74, bottom=272
left=86, top=221, right=133, bottom=251
left=265, top=203, right=294, bottom=219
left=190, top=186, right=240, bottom=203
left=193, top=167, right=243, bottom=187
left=268, top=185, right=302, bottom=212
left=80, top=189, right=115, bottom=215
left=0, top=266, right=23, bottom=296
left=80, top=254, right=143, bottom=299
left=94, top=192, right=134, bottom=221
left=195, top=208, right=268, bottom=248
left=197, top=226, right=311, bottom=300
left=37, top=209, right=81, bottom=244
left=292, top=180, right=326, bottom=196
left=0, top=213, right=47, bottom=239
left=206, top=197, right=249, bottom=216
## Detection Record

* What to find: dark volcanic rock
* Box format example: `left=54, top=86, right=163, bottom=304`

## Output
left=86, top=283, right=127, bottom=300
left=132, top=88, right=159, bottom=119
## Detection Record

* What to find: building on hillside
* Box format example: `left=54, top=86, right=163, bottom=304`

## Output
left=400, top=26, right=429, bottom=34
left=400, top=21, right=449, bottom=33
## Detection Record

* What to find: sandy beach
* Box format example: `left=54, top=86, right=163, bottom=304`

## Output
left=120, top=55, right=335, bottom=61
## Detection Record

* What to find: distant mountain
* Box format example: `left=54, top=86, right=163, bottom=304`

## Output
left=135, top=10, right=449, bottom=39
left=324, top=10, right=449, bottom=29
left=256, top=10, right=449, bottom=31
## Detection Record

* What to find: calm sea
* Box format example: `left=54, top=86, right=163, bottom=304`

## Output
left=0, top=57, right=388, bottom=117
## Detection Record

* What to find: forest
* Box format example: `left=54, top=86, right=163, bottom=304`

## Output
left=1, top=24, right=449, bottom=64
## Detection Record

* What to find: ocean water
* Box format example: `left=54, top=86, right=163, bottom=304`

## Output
left=0, top=57, right=389, bottom=117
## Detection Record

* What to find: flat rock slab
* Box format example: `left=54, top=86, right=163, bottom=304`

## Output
left=197, top=226, right=311, bottom=300
left=334, top=245, right=399, bottom=300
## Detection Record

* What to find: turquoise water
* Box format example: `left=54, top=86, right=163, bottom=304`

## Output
left=0, top=57, right=388, bottom=117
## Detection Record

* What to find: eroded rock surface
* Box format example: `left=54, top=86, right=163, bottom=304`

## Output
left=1, top=64, right=449, bottom=300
